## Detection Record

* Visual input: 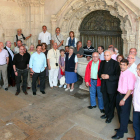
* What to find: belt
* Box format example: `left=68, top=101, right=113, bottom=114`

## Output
left=0, top=64, right=7, bottom=66
left=119, top=92, right=125, bottom=96
left=91, top=78, right=97, bottom=80
left=16, top=68, right=28, bottom=72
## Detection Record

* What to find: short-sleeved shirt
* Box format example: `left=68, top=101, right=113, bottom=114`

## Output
left=0, top=49, right=9, bottom=65
left=64, top=54, right=78, bottom=63
left=74, top=47, right=84, bottom=56
left=117, top=69, right=136, bottom=94
left=52, top=34, right=64, bottom=49
left=38, top=31, right=51, bottom=45
left=47, top=49, right=60, bottom=69
left=13, top=53, right=30, bottom=70
left=133, top=76, right=140, bottom=112
left=83, top=46, right=95, bottom=57
left=111, top=54, right=117, bottom=61
left=14, top=34, right=25, bottom=44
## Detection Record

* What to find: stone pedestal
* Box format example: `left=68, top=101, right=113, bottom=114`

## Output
left=77, top=58, right=89, bottom=91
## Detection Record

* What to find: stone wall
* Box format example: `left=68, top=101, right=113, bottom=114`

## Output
left=0, top=0, right=140, bottom=56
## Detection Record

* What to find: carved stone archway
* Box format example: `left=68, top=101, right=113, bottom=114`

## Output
left=51, top=0, right=140, bottom=57
left=79, top=10, right=123, bottom=54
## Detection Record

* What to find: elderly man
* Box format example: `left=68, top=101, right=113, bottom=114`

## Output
left=14, top=40, right=28, bottom=54
left=108, top=45, right=117, bottom=61
left=127, top=54, right=137, bottom=77
left=52, top=27, right=64, bottom=50
left=38, top=25, right=51, bottom=50
left=47, top=42, right=60, bottom=88
left=98, top=50, right=120, bottom=123
left=13, top=46, right=30, bottom=95
left=112, top=59, right=136, bottom=139
left=83, top=40, right=95, bottom=61
left=14, top=29, right=32, bottom=47
left=85, top=52, right=104, bottom=113
left=29, top=45, right=47, bottom=95
left=129, top=48, right=140, bottom=65
left=0, top=42, right=9, bottom=91
left=4, top=41, right=15, bottom=87
left=98, top=46, right=104, bottom=60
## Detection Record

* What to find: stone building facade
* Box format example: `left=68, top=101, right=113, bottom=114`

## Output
left=0, top=0, right=140, bottom=56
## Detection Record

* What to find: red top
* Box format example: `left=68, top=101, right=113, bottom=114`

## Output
left=84, top=59, right=101, bottom=87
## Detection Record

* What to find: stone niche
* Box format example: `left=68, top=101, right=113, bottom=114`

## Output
left=51, top=0, right=140, bottom=57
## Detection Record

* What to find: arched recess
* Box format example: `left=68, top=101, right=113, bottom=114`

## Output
left=79, top=10, right=123, bottom=54
left=51, top=0, right=139, bottom=56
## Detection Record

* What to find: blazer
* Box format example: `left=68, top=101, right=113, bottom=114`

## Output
left=98, top=59, right=120, bottom=94
left=85, top=59, right=101, bottom=87
left=4, top=46, right=14, bottom=68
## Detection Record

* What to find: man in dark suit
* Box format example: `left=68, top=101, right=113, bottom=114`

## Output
left=98, top=50, right=120, bottom=123
left=4, top=41, right=15, bottom=86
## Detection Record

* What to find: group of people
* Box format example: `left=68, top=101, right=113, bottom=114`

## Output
left=85, top=46, right=140, bottom=140
left=0, top=25, right=140, bottom=140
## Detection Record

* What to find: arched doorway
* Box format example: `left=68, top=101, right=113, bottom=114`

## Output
left=79, top=10, right=123, bottom=54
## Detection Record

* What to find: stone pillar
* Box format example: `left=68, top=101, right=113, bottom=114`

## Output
left=51, top=15, right=57, bottom=36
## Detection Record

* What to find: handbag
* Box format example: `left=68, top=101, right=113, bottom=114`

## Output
left=60, top=56, right=65, bottom=75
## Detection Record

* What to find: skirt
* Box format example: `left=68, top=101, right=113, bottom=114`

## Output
left=65, top=71, right=77, bottom=84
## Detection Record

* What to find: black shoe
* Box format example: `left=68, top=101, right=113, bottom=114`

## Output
left=128, top=119, right=133, bottom=124
left=100, top=114, right=107, bottom=119
left=5, top=88, right=8, bottom=91
left=41, top=91, right=45, bottom=94
left=111, top=134, right=123, bottom=139
left=87, top=106, right=96, bottom=109
left=33, top=92, right=36, bottom=95
left=114, top=128, right=128, bottom=133
left=100, top=109, right=105, bottom=113
left=105, top=118, right=112, bottom=123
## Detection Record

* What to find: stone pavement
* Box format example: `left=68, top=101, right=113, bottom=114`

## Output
left=0, top=79, right=135, bottom=140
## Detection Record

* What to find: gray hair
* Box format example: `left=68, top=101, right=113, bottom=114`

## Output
left=69, top=46, right=74, bottom=50
left=104, top=50, right=112, bottom=55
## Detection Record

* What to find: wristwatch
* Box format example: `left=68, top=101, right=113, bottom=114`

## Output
left=123, top=98, right=126, bottom=102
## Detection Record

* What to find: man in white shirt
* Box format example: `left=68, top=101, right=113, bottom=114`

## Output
left=52, top=27, right=64, bottom=50
left=129, top=48, right=140, bottom=65
left=98, top=46, right=104, bottom=60
left=38, top=25, right=51, bottom=50
left=47, top=42, right=60, bottom=88
left=127, top=54, right=137, bottom=77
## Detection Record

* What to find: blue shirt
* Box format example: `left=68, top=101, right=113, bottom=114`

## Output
left=29, top=52, right=47, bottom=73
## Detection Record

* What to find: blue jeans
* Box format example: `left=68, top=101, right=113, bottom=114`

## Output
left=133, top=110, right=140, bottom=140
left=89, top=79, right=104, bottom=109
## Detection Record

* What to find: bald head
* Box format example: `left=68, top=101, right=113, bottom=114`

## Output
left=127, top=54, right=135, bottom=65
left=0, top=42, right=4, bottom=50
left=104, top=50, right=112, bottom=61
left=53, top=42, right=58, bottom=50
left=129, top=48, right=137, bottom=56
left=6, top=41, right=11, bottom=48
left=92, top=52, right=99, bottom=62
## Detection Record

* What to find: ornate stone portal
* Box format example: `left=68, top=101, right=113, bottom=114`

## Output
left=51, top=0, right=140, bottom=57
left=51, top=0, right=140, bottom=91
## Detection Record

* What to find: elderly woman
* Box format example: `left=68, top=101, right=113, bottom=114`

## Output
left=74, top=41, right=84, bottom=58
left=28, top=45, right=35, bottom=55
left=14, top=28, right=32, bottom=47
left=65, top=46, right=78, bottom=92
left=66, top=31, right=77, bottom=47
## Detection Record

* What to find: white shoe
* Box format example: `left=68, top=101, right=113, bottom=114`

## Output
left=70, top=88, right=74, bottom=92
left=59, top=85, right=63, bottom=88
left=65, top=87, right=70, bottom=91
left=63, top=85, right=67, bottom=89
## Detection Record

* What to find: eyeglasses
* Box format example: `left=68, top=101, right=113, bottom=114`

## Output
left=127, top=57, right=134, bottom=59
